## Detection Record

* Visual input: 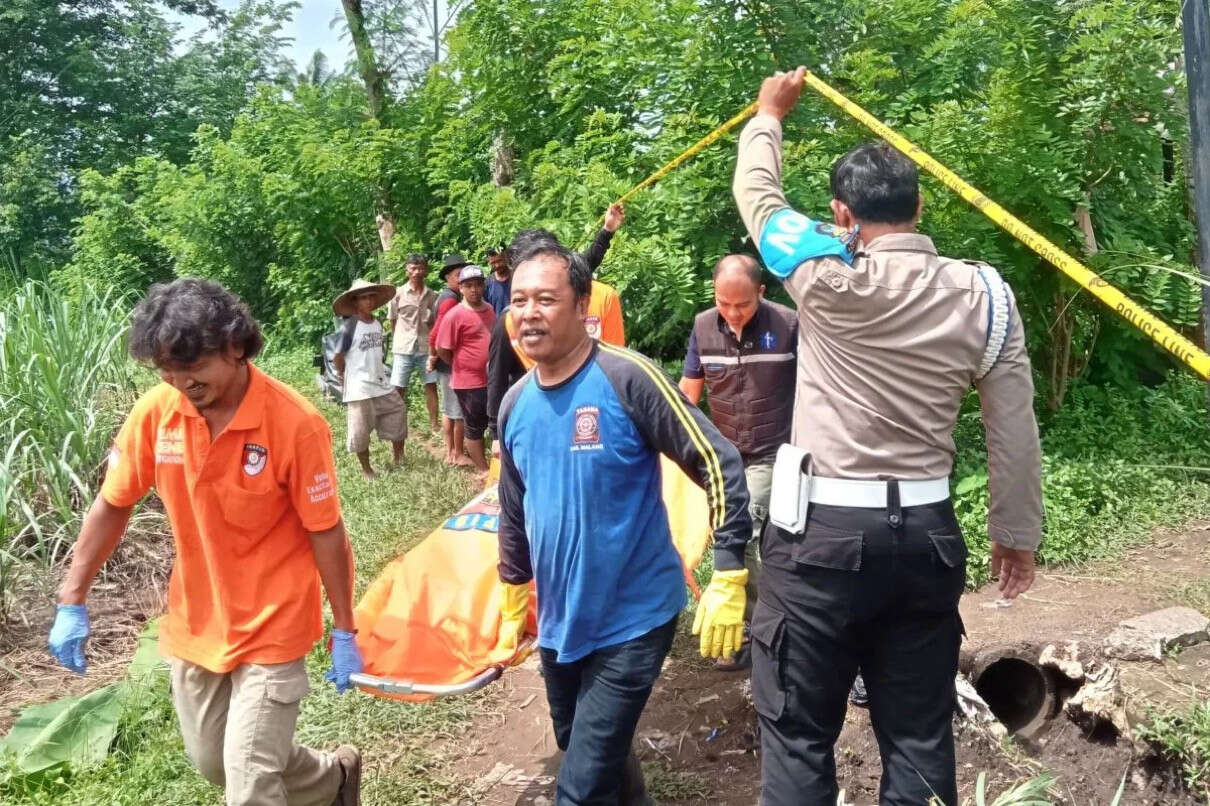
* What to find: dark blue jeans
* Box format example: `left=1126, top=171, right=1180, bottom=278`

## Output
left=539, top=617, right=677, bottom=806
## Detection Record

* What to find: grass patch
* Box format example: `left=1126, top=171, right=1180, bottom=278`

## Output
left=1170, top=579, right=1210, bottom=616
left=0, top=281, right=142, bottom=614
left=1136, top=701, right=1210, bottom=800
left=952, top=373, right=1210, bottom=587
left=3, top=346, right=483, bottom=805
left=641, top=760, right=713, bottom=802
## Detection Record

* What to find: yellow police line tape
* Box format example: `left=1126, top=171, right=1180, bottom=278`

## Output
left=596, top=70, right=1210, bottom=380
left=582, top=100, right=761, bottom=239
left=800, top=71, right=1210, bottom=380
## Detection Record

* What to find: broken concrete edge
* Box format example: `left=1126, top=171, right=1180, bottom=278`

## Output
left=1104, top=607, right=1210, bottom=662
left=1039, top=641, right=1085, bottom=681
left=955, top=674, right=1009, bottom=741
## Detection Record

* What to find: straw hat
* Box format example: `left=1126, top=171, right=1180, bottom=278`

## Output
left=333, top=278, right=396, bottom=317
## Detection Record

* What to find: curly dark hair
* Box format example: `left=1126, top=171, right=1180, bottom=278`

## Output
left=129, top=278, right=263, bottom=366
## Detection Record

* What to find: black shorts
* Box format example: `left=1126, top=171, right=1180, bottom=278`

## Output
left=455, top=386, right=489, bottom=440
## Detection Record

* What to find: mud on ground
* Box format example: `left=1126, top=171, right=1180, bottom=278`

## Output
left=450, top=524, right=1210, bottom=805
left=0, top=508, right=172, bottom=734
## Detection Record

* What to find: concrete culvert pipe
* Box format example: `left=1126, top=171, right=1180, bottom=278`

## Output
left=970, top=645, right=1057, bottom=737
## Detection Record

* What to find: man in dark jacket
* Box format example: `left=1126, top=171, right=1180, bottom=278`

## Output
left=678, top=254, right=796, bottom=669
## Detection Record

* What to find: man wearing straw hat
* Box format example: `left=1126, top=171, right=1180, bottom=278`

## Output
left=333, top=278, right=406, bottom=480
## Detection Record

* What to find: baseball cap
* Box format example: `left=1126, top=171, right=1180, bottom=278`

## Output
left=458, top=265, right=486, bottom=283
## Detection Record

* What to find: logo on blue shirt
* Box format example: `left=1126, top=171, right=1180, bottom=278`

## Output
left=572, top=405, right=603, bottom=452
left=760, top=331, right=777, bottom=350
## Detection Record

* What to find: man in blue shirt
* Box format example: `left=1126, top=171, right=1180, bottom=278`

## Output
left=494, top=241, right=752, bottom=805
left=483, top=246, right=511, bottom=316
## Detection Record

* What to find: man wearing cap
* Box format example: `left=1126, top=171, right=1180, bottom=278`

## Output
left=387, top=254, right=439, bottom=434
left=334, top=278, right=406, bottom=480
left=716, top=67, right=1044, bottom=805
left=49, top=277, right=363, bottom=805
left=429, top=254, right=469, bottom=465
left=678, top=253, right=796, bottom=671
left=483, top=246, right=511, bottom=316
left=435, top=265, right=496, bottom=473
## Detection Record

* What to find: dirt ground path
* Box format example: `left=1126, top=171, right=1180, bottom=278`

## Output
left=448, top=523, right=1210, bottom=806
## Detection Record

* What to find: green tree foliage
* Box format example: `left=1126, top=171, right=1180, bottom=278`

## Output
left=62, top=80, right=417, bottom=334
left=48, top=0, right=1202, bottom=387
left=0, top=0, right=294, bottom=274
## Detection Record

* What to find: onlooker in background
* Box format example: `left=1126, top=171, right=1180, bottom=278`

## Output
left=677, top=254, right=796, bottom=670
left=484, top=245, right=511, bottom=315
left=334, top=279, right=406, bottom=480
left=429, top=254, right=469, bottom=465
left=436, top=265, right=496, bottom=474
left=50, top=278, right=363, bottom=805
left=387, top=254, right=439, bottom=434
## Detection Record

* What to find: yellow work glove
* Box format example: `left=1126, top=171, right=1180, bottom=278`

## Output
left=497, top=582, right=531, bottom=663
left=692, top=568, right=748, bottom=659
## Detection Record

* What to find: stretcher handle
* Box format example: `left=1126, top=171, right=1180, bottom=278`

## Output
left=348, top=637, right=535, bottom=698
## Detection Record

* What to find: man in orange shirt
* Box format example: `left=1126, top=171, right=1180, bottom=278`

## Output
left=48, top=278, right=363, bottom=806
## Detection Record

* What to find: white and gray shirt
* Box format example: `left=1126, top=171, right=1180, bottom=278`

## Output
left=337, top=317, right=393, bottom=403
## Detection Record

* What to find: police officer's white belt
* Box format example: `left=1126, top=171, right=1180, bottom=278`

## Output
left=809, top=477, right=950, bottom=508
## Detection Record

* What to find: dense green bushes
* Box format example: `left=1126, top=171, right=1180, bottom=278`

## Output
left=952, top=373, right=1210, bottom=585
left=15, top=0, right=1195, bottom=404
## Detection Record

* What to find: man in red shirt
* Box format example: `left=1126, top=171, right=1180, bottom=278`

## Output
left=428, top=254, right=468, bottom=465
left=436, top=265, right=496, bottom=473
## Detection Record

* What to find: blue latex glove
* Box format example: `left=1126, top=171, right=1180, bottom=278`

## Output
left=49, top=604, right=90, bottom=674
left=324, top=629, right=364, bottom=693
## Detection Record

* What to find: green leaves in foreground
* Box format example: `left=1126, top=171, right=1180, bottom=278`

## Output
left=0, top=686, right=125, bottom=779
left=0, top=621, right=164, bottom=781
left=971, top=772, right=1055, bottom=806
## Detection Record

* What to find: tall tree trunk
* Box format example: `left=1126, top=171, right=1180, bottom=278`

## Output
left=340, top=0, right=395, bottom=247
left=341, top=0, right=388, bottom=121
left=1048, top=288, right=1073, bottom=412
left=491, top=131, right=514, bottom=187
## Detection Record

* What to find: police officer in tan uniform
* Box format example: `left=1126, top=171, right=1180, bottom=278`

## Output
left=730, top=68, right=1043, bottom=805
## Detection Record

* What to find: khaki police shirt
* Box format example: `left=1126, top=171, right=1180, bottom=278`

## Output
left=733, top=113, right=1043, bottom=551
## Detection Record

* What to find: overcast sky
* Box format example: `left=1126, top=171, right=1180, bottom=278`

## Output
left=167, top=0, right=349, bottom=70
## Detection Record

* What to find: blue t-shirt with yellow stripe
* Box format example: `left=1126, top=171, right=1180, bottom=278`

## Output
left=497, top=342, right=751, bottom=663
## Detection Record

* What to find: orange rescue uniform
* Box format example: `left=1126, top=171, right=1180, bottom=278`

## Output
left=101, top=364, right=343, bottom=673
